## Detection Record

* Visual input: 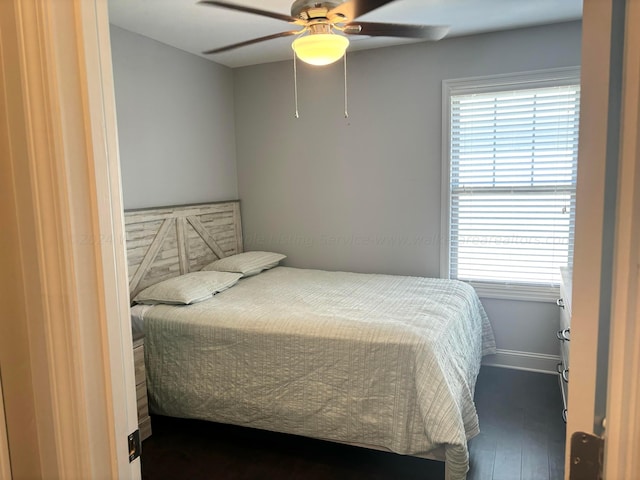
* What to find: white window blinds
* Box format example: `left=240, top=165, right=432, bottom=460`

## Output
left=448, top=84, right=580, bottom=296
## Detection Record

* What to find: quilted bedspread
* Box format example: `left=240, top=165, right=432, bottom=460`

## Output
left=143, top=267, right=496, bottom=479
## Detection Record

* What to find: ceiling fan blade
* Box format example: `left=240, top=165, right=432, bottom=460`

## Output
left=328, top=0, right=397, bottom=22
left=198, top=1, right=305, bottom=25
left=202, top=30, right=301, bottom=54
left=344, top=22, right=449, bottom=40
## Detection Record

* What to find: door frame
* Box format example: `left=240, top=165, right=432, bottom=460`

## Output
left=568, top=0, right=640, bottom=477
left=2, top=0, right=638, bottom=478
left=0, top=0, right=138, bottom=477
left=601, top=0, right=640, bottom=477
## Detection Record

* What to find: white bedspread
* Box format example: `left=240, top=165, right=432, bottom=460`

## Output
left=143, top=267, right=496, bottom=479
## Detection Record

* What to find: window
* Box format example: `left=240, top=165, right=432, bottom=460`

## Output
left=442, top=68, right=580, bottom=301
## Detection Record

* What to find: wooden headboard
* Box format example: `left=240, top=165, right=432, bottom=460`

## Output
left=124, top=201, right=243, bottom=298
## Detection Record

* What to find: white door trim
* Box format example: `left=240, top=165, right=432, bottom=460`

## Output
left=603, top=0, right=640, bottom=476
left=566, top=0, right=615, bottom=463
left=568, top=0, right=640, bottom=476
left=0, top=0, right=137, bottom=477
left=76, top=0, right=141, bottom=475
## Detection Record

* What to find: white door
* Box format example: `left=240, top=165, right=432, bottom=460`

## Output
left=0, top=0, right=139, bottom=477
left=567, top=0, right=640, bottom=478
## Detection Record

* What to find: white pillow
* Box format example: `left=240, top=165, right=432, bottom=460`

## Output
left=133, top=271, right=243, bottom=305
left=202, top=251, right=286, bottom=277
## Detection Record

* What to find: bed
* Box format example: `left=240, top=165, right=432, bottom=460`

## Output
left=125, top=201, right=496, bottom=480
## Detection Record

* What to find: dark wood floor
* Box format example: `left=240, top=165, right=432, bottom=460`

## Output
left=140, top=367, right=565, bottom=480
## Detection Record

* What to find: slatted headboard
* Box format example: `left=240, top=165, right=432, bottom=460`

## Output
left=124, top=201, right=243, bottom=298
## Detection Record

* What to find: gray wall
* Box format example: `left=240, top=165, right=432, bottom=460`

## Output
left=110, top=26, right=238, bottom=209
left=233, top=22, right=582, bottom=363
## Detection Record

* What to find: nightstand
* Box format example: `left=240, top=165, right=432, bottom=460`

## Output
left=133, top=332, right=152, bottom=441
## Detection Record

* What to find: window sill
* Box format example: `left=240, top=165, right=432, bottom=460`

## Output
left=465, top=281, right=561, bottom=303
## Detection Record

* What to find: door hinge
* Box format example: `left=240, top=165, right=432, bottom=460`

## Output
left=128, top=429, right=141, bottom=462
left=569, top=431, right=604, bottom=480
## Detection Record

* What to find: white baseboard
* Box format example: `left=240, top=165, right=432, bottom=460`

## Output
left=482, top=348, right=561, bottom=375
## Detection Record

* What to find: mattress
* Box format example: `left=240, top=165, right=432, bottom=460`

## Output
left=130, top=304, right=152, bottom=337
left=142, top=267, right=496, bottom=480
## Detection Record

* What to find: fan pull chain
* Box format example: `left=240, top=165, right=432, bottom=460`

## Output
left=343, top=53, right=348, bottom=118
left=293, top=52, right=299, bottom=118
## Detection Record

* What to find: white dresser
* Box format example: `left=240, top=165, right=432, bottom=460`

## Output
left=557, top=266, right=572, bottom=422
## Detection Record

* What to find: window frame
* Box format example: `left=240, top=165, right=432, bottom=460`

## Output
left=441, top=67, right=581, bottom=302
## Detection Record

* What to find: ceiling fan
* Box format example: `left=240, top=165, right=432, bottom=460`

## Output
left=198, top=0, right=450, bottom=66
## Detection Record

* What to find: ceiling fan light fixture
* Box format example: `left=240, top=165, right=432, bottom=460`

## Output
left=292, top=33, right=349, bottom=66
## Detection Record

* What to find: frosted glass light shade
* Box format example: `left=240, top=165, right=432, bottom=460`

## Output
left=292, top=34, right=349, bottom=66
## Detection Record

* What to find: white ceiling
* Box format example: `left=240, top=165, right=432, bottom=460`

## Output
left=108, top=0, right=582, bottom=68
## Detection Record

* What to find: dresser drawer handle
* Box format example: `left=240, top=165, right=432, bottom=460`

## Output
left=562, top=408, right=567, bottom=423
left=556, top=362, right=569, bottom=382
left=556, top=298, right=565, bottom=309
left=556, top=328, right=570, bottom=342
